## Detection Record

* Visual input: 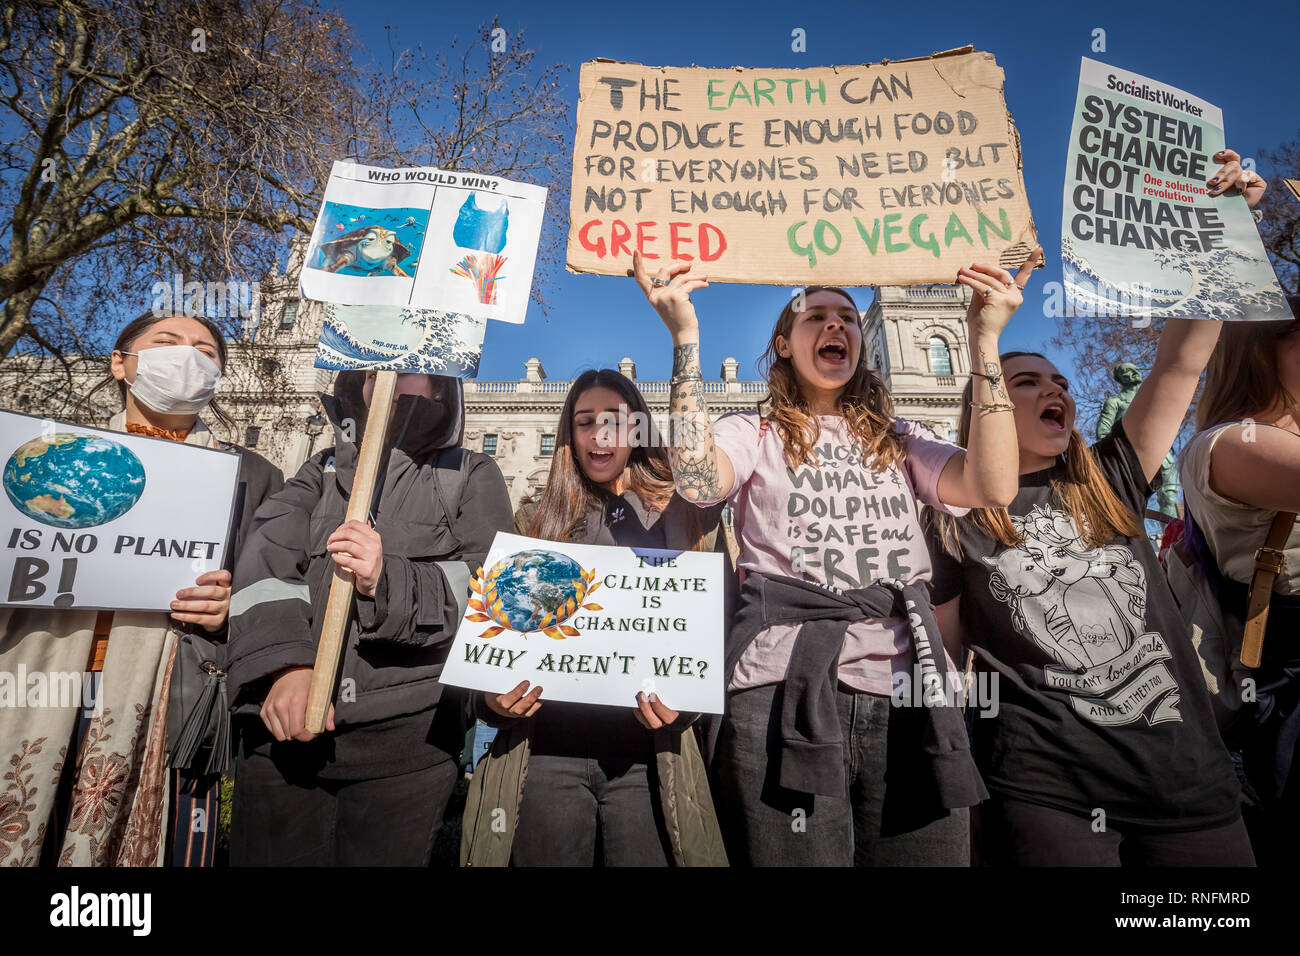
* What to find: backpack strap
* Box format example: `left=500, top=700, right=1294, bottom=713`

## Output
left=1240, top=510, right=1297, bottom=667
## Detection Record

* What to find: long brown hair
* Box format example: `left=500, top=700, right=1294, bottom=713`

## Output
left=932, top=350, right=1144, bottom=555
left=527, top=369, right=704, bottom=549
left=758, top=286, right=903, bottom=471
left=1197, top=306, right=1300, bottom=429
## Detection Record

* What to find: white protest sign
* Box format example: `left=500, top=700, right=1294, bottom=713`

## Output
left=440, top=532, right=725, bottom=714
left=299, top=162, right=547, bottom=325
left=0, top=410, right=239, bottom=611
left=1061, top=58, right=1289, bottom=321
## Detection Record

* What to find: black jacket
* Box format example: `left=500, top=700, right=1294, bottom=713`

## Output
left=226, top=372, right=513, bottom=777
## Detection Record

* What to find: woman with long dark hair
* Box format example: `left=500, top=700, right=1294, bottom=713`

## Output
left=461, top=369, right=729, bottom=866
left=631, top=245, right=1037, bottom=866
left=925, top=331, right=1255, bottom=865
left=0, top=310, right=282, bottom=866
left=1179, top=293, right=1300, bottom=864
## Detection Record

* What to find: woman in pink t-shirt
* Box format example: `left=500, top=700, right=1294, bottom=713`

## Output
left=631, top=247, right=1040, bottom=866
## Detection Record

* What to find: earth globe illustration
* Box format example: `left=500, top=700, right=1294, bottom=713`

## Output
left=3, top=433, right=146, bottom=529
left=482, top=550, right=588, bottom=633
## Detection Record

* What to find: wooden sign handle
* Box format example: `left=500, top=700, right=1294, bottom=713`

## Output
left=306, top=370, right=397, bottom=734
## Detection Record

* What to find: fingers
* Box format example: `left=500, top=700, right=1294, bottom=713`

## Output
left=325, top=704, right=336, bottom=733
left=488, top=681, right=543, bottom=718
left=1213, top=149, right=1241, bottom=164
left=170, top=599, right=226, bottom=616
left=964, top=262, right=1016, bottom=286
left=194, top=569, right=231, bottom=587
left=260, top=702, right=287, bottom=742
left=173, top=585, right=229, bottom=602
left=648, top=694, right=679, bottom=725
left=661, top=261, right=694, bottom=285
left=496, top=680, right=531, bottom=710
left=635, top=691, right=672, bottom=729
left=1013, top=246, right=1044, bottom=288
left=632, top=250, right=652, bottom=294
left=677, top=278, right=710, bottom=295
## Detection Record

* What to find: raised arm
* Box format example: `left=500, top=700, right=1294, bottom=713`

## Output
left=1122, top=318, right=1223, bottom=482
left=937, top=248, right=1043, bottom=508
left=632, top=250, right=735, bottom=504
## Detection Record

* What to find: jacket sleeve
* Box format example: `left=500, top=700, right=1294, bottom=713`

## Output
left=225, top=452, right=326, bottom=703
left=354, top=452, right=513, bottom=647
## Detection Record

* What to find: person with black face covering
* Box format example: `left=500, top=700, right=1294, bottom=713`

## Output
left=225, top=370, right=513, bottom=866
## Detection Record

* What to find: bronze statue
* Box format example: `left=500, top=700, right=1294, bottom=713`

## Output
left=1096, top=363, right=1181, bottom=517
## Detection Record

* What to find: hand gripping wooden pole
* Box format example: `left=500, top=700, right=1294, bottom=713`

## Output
left=305, top=370, right=397, bottom=734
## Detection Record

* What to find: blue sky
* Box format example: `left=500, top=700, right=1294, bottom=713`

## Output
left=339, top=0, right=1300, bottom=389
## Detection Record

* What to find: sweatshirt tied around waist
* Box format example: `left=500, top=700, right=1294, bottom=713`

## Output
left=729, top=571, right=987, bottom=808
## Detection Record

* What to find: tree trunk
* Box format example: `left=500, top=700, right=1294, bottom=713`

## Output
left=0, top=278, right=46, bottom=358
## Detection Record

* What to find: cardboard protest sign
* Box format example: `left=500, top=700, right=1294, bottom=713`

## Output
left=1062, top=58, right=1289, bottom=321
left=314, top=303, right=487, bottom=377
left=566, top=48, right=1038, bottom=285
left=299, top=163, right=547, bottom=324
left=0, top=411, right=239, bottom=611
left=1284, top=178, right=1300, bottom=203
left=440, top=532, right=725, bottom=714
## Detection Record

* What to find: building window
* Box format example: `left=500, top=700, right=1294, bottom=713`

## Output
left=279, top=299, right=299, bottom=329
left=245, top=426, right=261, bottom=448
left=927, top=335, right=953, bottom=376
left=947, top=427, right=959, bottom=443
left=540, top=434, right=555, bottom=457
left=483, top=433, right=498, bottom=456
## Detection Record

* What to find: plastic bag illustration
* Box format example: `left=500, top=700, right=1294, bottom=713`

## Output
left=453, top=193, right=509, bottom=253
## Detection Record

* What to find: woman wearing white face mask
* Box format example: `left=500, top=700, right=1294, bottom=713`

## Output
left=0, top=311, right=282, bottom=867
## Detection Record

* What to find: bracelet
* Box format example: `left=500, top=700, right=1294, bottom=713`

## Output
left=969, top=400, right=1015, bottom=412
left=670, top=374, right=703, bottom=385
left=970, top=370, right=1003, bottom=387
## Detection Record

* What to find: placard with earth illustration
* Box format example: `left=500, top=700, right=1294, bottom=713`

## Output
left=0, top=410, right=240, bottom=611
left=440, top=532, right=725, bottom=713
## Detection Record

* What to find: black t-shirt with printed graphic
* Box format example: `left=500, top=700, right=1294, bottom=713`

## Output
left=926, top=421, right=1241, bottom=829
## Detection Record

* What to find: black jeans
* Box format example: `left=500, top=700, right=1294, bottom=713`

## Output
left=230, top=746, right=458, bottom=866
left=981, top=796, right=1256, bottom=867
left=511, top=753, right=671, bottom=866
left=716, top=682, right=969, bottom=866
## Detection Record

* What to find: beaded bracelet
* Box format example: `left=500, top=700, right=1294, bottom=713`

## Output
left=969, top=400, right=1016, bottom=412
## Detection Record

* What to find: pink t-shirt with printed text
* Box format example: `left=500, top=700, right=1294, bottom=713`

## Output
left=711, top=411, right=967, bottom=695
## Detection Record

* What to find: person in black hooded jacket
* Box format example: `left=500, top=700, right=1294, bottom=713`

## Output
left=225, top=369, right=512, bottom=866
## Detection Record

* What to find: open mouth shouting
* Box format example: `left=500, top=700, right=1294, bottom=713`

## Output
left=816, top=338, right=849, bottom=369
left=587, top=449, right=617, bottom=470
left=1040, top=400, right=1068, bottom=433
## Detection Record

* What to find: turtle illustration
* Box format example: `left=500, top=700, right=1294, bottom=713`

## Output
left=317, top=225, right=412, bottom=277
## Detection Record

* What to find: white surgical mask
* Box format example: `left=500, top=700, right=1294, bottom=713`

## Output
left=122, top=345, right=222, bottom=415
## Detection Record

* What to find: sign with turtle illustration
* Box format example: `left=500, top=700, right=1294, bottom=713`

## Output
left=441, top=532, right=726, bottom=713
left=0, top=410, right=239, bottom=611
left=300, top=161, right=547, bottom=325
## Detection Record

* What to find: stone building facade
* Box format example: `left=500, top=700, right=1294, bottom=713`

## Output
left=0, top=262, right=973, bottom=515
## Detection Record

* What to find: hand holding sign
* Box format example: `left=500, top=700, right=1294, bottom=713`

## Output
left=1209, top=149, right=1266, bottom=207
left=633, top=690, right=680, bottom=730
left=169, top=568, right=232, bottom=632
left=632, top=251, right=710, bottom=341
left=957, top=246, right=1044, bottom=336
left=484, top=680, right=545, bottom=719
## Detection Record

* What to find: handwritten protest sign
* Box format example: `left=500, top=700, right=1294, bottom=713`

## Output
left=566, top=47, right=1038, bottom=285
left=313, top=303, right=487, bottom=377
left=1062, top=58, right=1289, bottom=321
left=0, top=411, right=238, bottom=611
left=440, top=532, right=726, bottom=714
left=300, top=162, right=547, bottom=325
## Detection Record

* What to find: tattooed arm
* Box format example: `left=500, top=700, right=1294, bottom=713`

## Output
left=632, top=251, right=736, bottom=503
left=937, top=249, right=1043, bottom=509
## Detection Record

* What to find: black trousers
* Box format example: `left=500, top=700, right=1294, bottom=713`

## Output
left=230, top=745, right=458, bottom=866
left=981, top=795, right=1256, bottom=867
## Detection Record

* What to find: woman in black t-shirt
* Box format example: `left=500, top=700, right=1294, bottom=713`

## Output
left=924, top=320, right=1252, bottom=866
